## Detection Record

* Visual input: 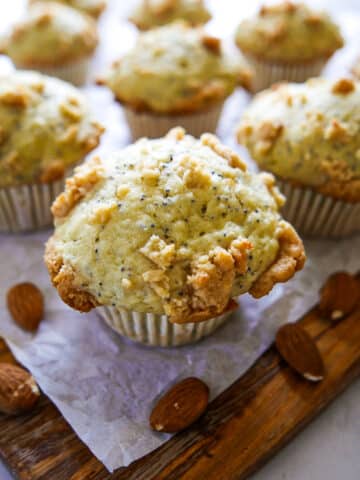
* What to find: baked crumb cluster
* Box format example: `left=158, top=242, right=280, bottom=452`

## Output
left=129, top=0, right=211, bottom=30
left=0, top=71, right=104, bottom=187
left=100, top=22, right=253, bottom=115
left=45, top=128, right=305, bottom=323
left=29, top=0, right=107, bottom=19
left=1, top=1, right=98, bottom=68
left=235, top=1, right=343, bottom=63
left=237, top=78, right=360, bottom=202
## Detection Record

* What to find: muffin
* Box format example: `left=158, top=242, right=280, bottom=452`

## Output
left=129, top=0, right=211, bottom=31
left=1, top=2, right=98, bottom=85
left=98, top=22, right=253, bottom=139
left=235, top=2, right=343, bottom=92
left=45, top=127, right=305, bottom=346
left=237, top=78, right=360, bottom=237
left=0, top=70, right=104, bottom=233
left=29, top=0, right=107, bottom=20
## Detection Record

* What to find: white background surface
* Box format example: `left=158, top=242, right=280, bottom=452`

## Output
left=0, top=0, right=360, bottom=479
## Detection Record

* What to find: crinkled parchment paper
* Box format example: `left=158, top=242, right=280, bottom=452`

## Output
left=0, top=0, right=359, bottom=472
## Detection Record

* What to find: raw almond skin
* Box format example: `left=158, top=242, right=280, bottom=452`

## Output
left=0, top=363, right=40, bottom=415
left=150, top=377, right=209, bottom=433
left=276, top=324, right=325, bottom=382
left=319, top=272, right=360, bottom=321
left=7, top=282, right=44, bottom=332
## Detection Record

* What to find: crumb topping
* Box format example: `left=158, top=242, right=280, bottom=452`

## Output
left=51, top=157, right=104, bottom=218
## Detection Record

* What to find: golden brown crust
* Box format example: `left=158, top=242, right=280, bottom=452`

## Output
left=39, top=160, right=66, bottom=183
left=258, top=172, right=285, bottom=208
left=51, top=156, right=104, bottom=218
left=277, top=174, right=360, bottom=203
left=166, top=246, right=237, bottom=323
left=44, top=237, right=98, bottom=312
left=200, top=133, right=247, bottom=170
left=315, top=174, right=360, bottom=204
left=249, top=220, right=306, bottom=298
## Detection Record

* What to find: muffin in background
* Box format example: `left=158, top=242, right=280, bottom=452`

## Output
left=28, top=0, right=107, bottom=20
left=0, top=70, right=104, bottom=233
left=98, top=22, right=253, bottom=139
left=237, top=77, right=360, bottom=237
left=129, top=0, right=211, bottom=30
left=235, top=2, right=343, bottom=92
left=1, top=2, right=98, bottom=85
left=45, top=127, right=305, bottom=347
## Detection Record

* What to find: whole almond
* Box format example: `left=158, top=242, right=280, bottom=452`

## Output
left=319, top=272, right=360, bottom=321
left=276, top=324, right=325, bottom=382
left=0, top=363, right=40, bottom=415
left=7, top=282, right=44, bottom=332
left=150, top=377, right=209, bottom=433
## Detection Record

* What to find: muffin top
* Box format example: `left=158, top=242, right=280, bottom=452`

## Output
left=235, top=2, right=343, bottom=63
left=0, top=71, right=104, bottom=188
left=237, top=78, right=360, bottom=203
left=129, top=0, right=211, bottom=30
left=29, top=0, right=107, bottom=19
left=100, top=22, right=252, bottom=114
left=45, top=128, right=305, bottom=323
left=1, top=2, right=98, bottom=67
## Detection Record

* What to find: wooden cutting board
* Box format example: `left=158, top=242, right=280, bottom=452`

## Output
left=1, top=296, right=360, bottom=479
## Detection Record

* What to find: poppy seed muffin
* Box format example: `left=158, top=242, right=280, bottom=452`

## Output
left=129, top=0, right=211, bottom=31
left=29, top=0, right=107, bottom=20
left=237, top=78, right=360, bottom=237
left=45, top=128, right=305, bottom=345
left=0, top=70, right=104, bottom=232
left=235, top=2, right=343, bottom=91
left=1, top=2, right=98, bottom=85
left=99, top=22, right=253, bottom=139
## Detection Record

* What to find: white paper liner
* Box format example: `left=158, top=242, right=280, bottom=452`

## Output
left=0, top=168, right=75, bottom=233
left=124, top=103, right=223, bottom=140
left=243, top=54, right=327, bottom=92
left=15, top=57, right=91, bottom=86
left=277, top=178, right=360, bottom=238
left=97, top=305, right=232, bottom=347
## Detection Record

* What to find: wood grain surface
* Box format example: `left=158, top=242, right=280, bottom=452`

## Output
left=0, top=303, right=360, bottom=480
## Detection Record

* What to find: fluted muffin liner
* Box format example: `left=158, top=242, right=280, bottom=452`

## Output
left=243, top=54, right=326, bottom=92
left=123, top=103, right=224, bottom=140
left=277, top=178, right=360, bottom=238
left=15, top=57, right=91, bottom=86
left=97, top=305, right=233, bottom=347
left=0, top=170, right=73, bottom=233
